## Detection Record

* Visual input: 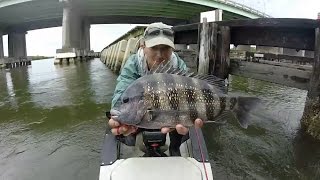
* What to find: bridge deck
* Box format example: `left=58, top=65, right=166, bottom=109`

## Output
left=0, top=0, right=269, bottom=33
left=173, top=18, right=319, bottom=51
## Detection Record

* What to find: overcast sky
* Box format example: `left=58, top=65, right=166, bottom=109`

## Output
left=2, top=0, right=319, bottom=56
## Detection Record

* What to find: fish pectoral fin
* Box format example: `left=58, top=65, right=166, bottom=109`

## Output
left=149, top=59, right=197, bottom=77
left=146, top=110, right=153, bottom=121
left=206, top=111, right=231, bottom=124
left=146, top=110, right=155, bottom=121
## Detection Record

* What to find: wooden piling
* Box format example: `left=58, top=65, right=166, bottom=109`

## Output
left=198, top=18, right=218, bottom=75
left=197, top=20, right=230, bottom=79
left=301, top=27, right=320, bottom=139
left=215, top=26, right=231, bottom=79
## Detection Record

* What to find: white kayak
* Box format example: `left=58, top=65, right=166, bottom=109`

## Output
left=98, top=127, right=213, bottom=180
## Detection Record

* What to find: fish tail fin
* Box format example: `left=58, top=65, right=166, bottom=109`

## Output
left=231, top=96, right=261, bottom=129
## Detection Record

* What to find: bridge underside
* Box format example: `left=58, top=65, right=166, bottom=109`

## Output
left=0, top=0, right=256, bottom=33
left=0, top=0, right=265, bottom=64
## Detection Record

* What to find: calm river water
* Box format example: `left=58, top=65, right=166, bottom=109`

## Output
left=0, top=58, right=319, bottom=180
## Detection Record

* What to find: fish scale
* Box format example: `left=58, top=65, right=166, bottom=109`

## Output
left=140, top=75, right=225, bottom=127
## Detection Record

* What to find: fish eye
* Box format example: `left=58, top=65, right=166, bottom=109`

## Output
left=122, top=97, right=129, bottom=103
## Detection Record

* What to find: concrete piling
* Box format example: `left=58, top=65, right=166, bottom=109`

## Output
left=100, top=26, right=146, bottom=74
left=120, top=38, right=138, bottom=71
left=110, top=43, right=120, bottom=70
left=114, top=40, right=128, bottom=74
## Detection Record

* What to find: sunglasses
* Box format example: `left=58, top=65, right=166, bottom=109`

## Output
left=144, top=28, right=174, bottom=38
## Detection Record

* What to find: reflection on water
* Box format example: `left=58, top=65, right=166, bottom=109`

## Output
left=0, top=58, right=319, bottom=180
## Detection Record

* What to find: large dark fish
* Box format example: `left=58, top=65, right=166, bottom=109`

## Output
left=111, top=67, right=260, bottom=129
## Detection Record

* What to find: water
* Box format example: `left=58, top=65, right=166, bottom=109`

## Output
left=206, top=76, right=320, bottom=179
left=0, top=58, right=320, bottom=180
left=0, top=59, right=118, bottom=180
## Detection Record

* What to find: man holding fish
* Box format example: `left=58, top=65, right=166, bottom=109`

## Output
left=107, top=22, right=259, bottom=156
left=108, top=22, right=204, bottom=155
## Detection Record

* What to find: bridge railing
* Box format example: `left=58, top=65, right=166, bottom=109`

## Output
left=220, top=0, right=272, bottom=18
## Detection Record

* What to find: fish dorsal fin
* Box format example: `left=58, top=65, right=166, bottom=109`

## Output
left=148, top=59, right=227, bottom=92
left=192, top=74, right=228, bottom=93
left=149, top=59, right=195, bottom=77
left=149, top=59, right=172, bottom=74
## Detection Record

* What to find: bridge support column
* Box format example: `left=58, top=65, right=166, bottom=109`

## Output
left=56, top=0, right=92, bottom=65
left=0, top=32, right=3, bottom=69
left=61, top=0, right=81, bottom=49
left=0, top=32, right=3, bottom=59
left=80, top=20, right=91, bottom=61
left=81, top=20, right=90, bottom=51
left=6, top=31, right=31, bottom=68
left=9, top=31, right=27, bottom=58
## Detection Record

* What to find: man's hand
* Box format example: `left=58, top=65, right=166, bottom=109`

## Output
left=161, top=118, right=204, bottom=135
left=108, top=118, right=138, bottom=136
left=108, top=118, right=204, bottom=136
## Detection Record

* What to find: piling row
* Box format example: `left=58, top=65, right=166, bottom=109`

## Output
left=54, top=56, right=92, bottom=65
left=54, top=48, right=99, bottom=65
left=100, top=25, right=147, bottom=73
left=0, top=58, right=31, bottom=69
left=100, top=37, right=139, bottom=74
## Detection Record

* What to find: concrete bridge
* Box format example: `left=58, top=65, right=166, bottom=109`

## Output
left=0, top=0, right=269, bottom=67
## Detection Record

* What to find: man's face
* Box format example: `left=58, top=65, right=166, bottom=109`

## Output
left=143, top=44, right=173, bottom=70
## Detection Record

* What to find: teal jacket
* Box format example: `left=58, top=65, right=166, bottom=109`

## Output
left=111, top=48, right=188, bottom=108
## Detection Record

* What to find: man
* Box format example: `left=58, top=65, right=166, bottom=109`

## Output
left=107, top=22, right=203, bottom=155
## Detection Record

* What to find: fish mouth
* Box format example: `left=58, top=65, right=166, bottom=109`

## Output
left=110, top=109, right=121, bottom=117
